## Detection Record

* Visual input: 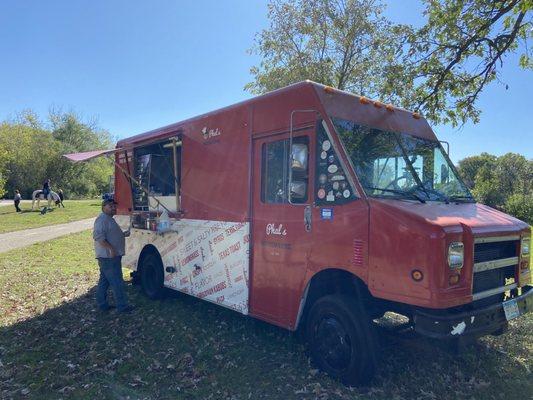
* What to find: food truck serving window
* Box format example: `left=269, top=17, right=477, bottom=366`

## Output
left=132, top=139, right=181, bottom=211
left=261, top=136, right=309, bottom=204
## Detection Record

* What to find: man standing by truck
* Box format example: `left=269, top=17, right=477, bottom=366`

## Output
left=93, top=198, right=133, bottom=313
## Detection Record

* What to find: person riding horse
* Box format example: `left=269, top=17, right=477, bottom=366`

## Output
left=42, top=178, right=51, bottom=199
left=31, top=189, right=63, bottom=210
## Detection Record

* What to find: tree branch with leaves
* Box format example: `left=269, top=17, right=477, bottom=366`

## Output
left=245, top=0, right=402, bottom=100
left=247, top=0, right=532, bottom=128
left=402, top=0, right=532, bottom=126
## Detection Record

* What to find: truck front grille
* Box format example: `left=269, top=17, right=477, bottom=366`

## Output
left=474, top=240, right=516, bottom=263
left=473, top=265, right=515, bottom=294
left=472, top=236, right=519, bottom=305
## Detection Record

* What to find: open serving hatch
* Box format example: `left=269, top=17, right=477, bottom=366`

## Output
left=63, top=137, right=183, bottom=230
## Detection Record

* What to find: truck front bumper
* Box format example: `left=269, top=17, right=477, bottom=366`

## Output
left=413, top=286, right=533, bottom=339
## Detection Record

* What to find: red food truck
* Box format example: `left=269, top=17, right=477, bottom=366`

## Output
left=68, top=81, right=532, bottom=384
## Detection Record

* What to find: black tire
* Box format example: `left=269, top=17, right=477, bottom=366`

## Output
left=306, top=294, right=378, bottom=386
left=140, top=252, right=165, bottom=299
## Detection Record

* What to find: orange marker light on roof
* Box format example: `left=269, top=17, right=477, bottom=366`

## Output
left=413, top=112, right=421, bottom=119
left=359, top=97, right=370, bottom=105
left=373, top=101, right=383, bottom=108
left=385, top=104, right=395, bottom=112
left=324, top=86, right=335, bottom=94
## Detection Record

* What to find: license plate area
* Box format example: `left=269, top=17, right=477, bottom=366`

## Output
left=503, top=298, right=520, bottom=321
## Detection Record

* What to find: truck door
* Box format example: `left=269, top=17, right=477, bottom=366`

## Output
left=250, top=127, right=315, bottom=328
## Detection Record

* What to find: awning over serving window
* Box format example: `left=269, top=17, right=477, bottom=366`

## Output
left=63, top=148, right=121, bottom=163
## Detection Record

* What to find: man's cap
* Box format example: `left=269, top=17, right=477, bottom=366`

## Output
left=102, top=198, right=118, bottom=207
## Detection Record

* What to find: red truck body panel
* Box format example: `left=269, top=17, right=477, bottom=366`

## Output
left=113, top=81, right=530, bottom=331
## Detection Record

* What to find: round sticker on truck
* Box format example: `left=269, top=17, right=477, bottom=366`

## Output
left=327, top=164, right=338, bottom=173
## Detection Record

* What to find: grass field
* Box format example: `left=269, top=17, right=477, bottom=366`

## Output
left=0, top=232, right=531, bottom=400
left=0, top=200, right=100, bottom=234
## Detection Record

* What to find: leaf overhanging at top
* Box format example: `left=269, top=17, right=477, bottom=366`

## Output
left=247, top=0, right=532, bottom=127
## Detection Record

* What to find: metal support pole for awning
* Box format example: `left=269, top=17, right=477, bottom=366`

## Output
left=172, top=137, right=180, bottom=212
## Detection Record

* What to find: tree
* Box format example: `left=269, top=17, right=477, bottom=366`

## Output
left=456, top=152, right=497, bottom=189
left=0, top=110, right=114, bottom=199
left=49, top=109, right=112, bottom=152
left=0, top=135, right=9, bottom=197
left=457, top=152, right=532, bottom=224
left=247, top=0, right=532, bottom=127
left=495, top=152, right=532, bottom=196
left=0, top=174, right=6, bottom=198
left=0, top=119, right=57, bottom=198
left=47, top=110, right=114, bottom=197
left=245, top=0, right=404, bottom=98
left=402, top=0, right=533, bottom=126
left=505, top=193, right=532, bottom=224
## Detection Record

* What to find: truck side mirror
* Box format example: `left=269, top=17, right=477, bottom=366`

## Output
left=291, top=143, right=308, bottom=171
left=289, top=142, right=309, bottom=204
left=288, top=109, right=317, bottom=206
left=439, top=140, right=450, bottom=155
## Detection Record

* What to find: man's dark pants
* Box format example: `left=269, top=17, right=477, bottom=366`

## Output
left=96, top=256, right=129, bottom=311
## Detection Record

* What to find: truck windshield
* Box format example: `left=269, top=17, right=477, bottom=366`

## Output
left=332, top=118, right=474, bottom=202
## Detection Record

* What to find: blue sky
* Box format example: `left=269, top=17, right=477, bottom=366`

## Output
left=0, top=0, right=531, bottom=163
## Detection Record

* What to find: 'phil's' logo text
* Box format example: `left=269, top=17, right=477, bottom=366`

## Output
left=202, top=127, right=221, bottom=141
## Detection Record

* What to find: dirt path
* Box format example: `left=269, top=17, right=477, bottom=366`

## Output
left=0, top=217, right=95, bottom=254
left=0, top=199, right=32, bottom=206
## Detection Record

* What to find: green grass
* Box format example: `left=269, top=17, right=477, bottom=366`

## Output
left=0, top=200, right=100, bottom=234
left=0, top=232, right=531, bottom=400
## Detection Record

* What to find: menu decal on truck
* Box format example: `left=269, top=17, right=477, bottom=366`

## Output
left=118, top=216, right=250, bottom=315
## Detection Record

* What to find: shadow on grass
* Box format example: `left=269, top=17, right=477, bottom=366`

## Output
left=19, top=210, right=35, bottom=214
left=2, top=209, right=58, bottom=214
left=1, top=283, right=531, bottom=400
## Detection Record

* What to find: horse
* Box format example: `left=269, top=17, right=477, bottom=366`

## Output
left=31, top=190, right=62, bottom=210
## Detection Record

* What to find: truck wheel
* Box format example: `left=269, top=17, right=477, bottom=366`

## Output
left=140, top=252, right=165, bottom=299
left=306, top=295, right=378, bottom=385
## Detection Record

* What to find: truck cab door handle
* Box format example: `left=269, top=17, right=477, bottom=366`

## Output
left=304, top=205, right=312, bottom=232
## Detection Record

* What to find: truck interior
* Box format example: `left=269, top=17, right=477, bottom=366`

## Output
left=131, top=137, right=181, bottom=216
left=332, top=117, right=473, bottom=202
left=261, top=136, right=309, bottom=204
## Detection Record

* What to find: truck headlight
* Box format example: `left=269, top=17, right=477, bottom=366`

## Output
left=448, top=242, right=464, bottom=270
left=522, top=237, right=530, bottom=256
